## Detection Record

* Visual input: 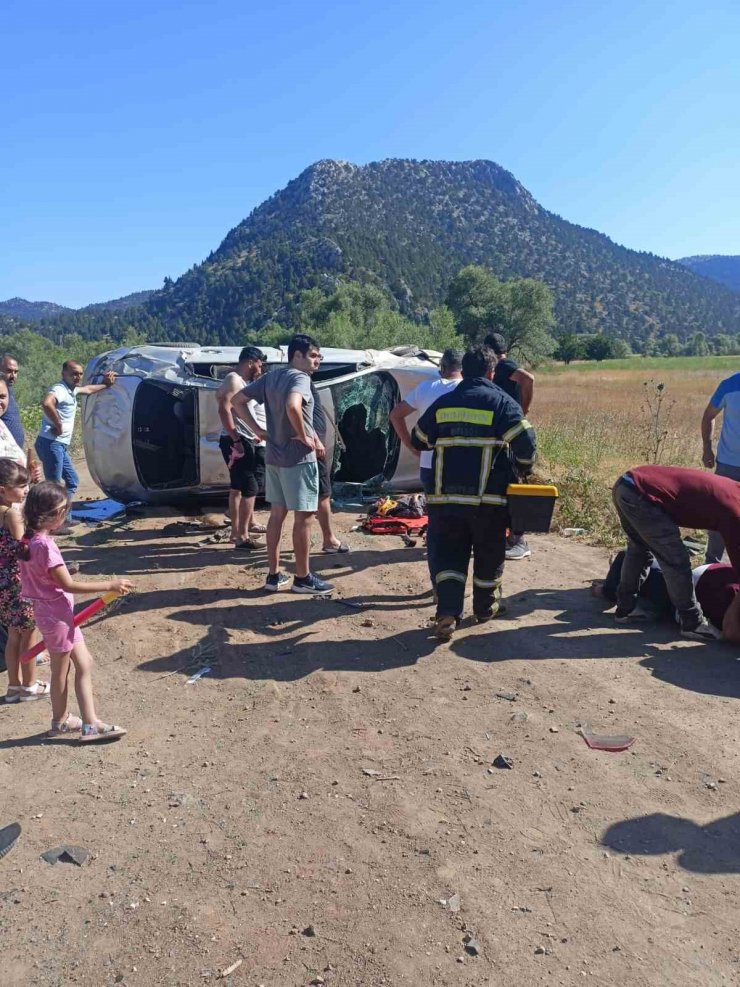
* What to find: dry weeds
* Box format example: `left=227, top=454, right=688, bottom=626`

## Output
left=534, top=363, right=728, bottom=543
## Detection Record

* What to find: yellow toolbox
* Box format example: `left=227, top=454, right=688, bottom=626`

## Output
left=506, top=483, right=559, bottom=533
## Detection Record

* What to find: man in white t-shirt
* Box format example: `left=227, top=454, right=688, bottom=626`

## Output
left=36, top=360, right=116, bottom=500
left=217, top=345, right=268, bottom=550
left=390, top=348, right=463, bottom=492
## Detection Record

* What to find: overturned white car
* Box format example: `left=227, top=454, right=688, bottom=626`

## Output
left=82, top=344, right=442, bottom=503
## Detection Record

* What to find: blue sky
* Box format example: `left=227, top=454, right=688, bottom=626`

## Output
left=2, top=0, right=738, bottom=307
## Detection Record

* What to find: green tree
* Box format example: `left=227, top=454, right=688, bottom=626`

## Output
left=684, top=331, right=710, bottom=357
left=584, top=335, right=613, bottom=361
left=446, top=265, right=555, bottom=364
left=554, top=332, right=586, bottom=364
left=445, top=265, right=499, bottom=339
left=609, top=337, right=632, bottom=358
left=659, top=333, right=681, bottom=357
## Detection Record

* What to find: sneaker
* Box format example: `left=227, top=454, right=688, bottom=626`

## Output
left=292, top=573, right=335, bottom=596
left=432, top=615, right=457, bottom=641
left=615, top=605, right=649, bottom=623
left=265, top=572, right=290, bottom=592
left=681, top=620, right=722, bottom=642
left=505, top=541, right=531, bottom=561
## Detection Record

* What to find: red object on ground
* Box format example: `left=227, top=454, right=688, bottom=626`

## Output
left=362, top=515, right=428, bottom=536
left=20, top=591, right=119, bottom=664
left=579, top=725, right=635, bottom=753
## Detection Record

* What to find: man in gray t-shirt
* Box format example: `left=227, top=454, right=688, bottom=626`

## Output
left=233, top=333, right=334, bottom=597
left=245, top=365, right=317, bottom=469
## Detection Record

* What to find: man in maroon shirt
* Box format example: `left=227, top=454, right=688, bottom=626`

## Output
left=612, top=466, right=740, bottom=641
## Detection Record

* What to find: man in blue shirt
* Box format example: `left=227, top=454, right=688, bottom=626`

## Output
left=702, top=372, right=740, bottom=563
left=0, top=353, right=24, bottom=448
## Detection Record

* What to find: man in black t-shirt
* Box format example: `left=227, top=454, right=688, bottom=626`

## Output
left=484, top=333, right=535, bottom=414
left=311, top=381, right=350, bottom=555
left=484, top=332, right=536, bottom=561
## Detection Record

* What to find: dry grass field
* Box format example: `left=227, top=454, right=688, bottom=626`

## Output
left=534, top=357, right=737, bottom=543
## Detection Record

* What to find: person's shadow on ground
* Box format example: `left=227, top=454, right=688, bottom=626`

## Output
left=134, top=589, right=437, bottom=682
left=601, top=811, right=740, bottom=874
left=449, top=585, right=738, bottom=698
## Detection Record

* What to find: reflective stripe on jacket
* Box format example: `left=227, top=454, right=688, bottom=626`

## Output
left=411, top=377, right=536, bottom=508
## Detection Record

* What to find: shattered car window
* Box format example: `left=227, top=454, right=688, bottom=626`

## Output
left=330, top=372, right=400, bottom=484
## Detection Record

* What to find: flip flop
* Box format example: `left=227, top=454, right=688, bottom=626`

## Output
left=0, top=822, right=21, bottom=861
left=249, top=523, right=267, bottom=533
left=322, top=542, right=350, bottom=554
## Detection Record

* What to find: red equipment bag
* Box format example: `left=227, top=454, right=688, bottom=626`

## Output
left=362, top=515, right=428, bottom=536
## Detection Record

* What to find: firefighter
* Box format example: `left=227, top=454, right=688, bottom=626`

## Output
left=411, top=345, right=537, bottom=641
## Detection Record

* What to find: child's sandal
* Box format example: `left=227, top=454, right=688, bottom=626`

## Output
left=18, top=681, right=51, bottom=702
left=47, top=713, right=83, bottom=739
left=80, top=723, right=127, bottom=744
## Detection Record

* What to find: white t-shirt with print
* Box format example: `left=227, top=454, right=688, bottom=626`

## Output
left=404, top=376, right=461, bottom=470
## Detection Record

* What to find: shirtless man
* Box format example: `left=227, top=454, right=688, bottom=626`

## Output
left=217, top=346, right=267, bottom=549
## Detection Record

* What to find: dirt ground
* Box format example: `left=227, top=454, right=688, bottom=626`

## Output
left=1, top=465, right=739, bottom=987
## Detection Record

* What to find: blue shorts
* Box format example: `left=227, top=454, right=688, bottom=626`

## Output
left=265, top=462, right=319, bottom=513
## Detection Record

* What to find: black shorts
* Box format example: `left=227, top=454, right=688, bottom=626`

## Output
left=219, top=436, right=265, bottom=498
left=317, top=455, right=331, bottom=500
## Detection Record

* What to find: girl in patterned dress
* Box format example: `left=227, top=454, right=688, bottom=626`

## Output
left=0, top=458, right=50, bottom=703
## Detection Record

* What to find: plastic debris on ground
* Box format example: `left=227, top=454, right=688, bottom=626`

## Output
left=492, top=754, right=514, bottom=769
left=40, top=844, right=89, bottom=866
left=186, top=666, right=212, bottom=685
left=577, top=723, right=635, bottom=752
left=70, top=498, right=144, bottom=524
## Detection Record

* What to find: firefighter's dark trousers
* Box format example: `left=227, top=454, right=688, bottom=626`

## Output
left=427, top=506, right=508, bottom=619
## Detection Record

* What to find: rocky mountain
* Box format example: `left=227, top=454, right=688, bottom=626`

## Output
left=0, top=290, right=154, bottom=325
left=677, top=255, right=740, bottom=294
left=0, top=297, right=72, bottom=322
left=13, top=159, right=740, bottom=346
left=141, top=159, right=739, bottom=344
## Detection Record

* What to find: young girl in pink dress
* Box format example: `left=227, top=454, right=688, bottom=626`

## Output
left=0, top=459, right=49, bottom=702
left=21, top=481, right=133, bottom=742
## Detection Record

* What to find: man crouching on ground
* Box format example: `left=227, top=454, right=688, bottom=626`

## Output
left=232, top=333, right=334, bottom=596
left=611, top=465, right=740, bottom=641
left=411, top=345, right=537, bottom=641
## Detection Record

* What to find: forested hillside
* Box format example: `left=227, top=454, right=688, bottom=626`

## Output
left=10, top=159, right=740, bottom=348
left=677, top=255, right=740, bottom=293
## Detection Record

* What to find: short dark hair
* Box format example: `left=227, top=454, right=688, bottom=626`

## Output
left=62, top=360, right=83, bottom=373
left=23, top=481, right=69, bottom=533
left=287, top=333, right=320, bottom=361
left=440, top=348, right=463, bottom=372
left=483, top=332, right=507, bottom=355
left=238, top=345, right=267, bottom=363
left=462, top=346, right=496, bottom=379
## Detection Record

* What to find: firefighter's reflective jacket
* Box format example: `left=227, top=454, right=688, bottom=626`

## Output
left=411, top=376, right=536, bottom=510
